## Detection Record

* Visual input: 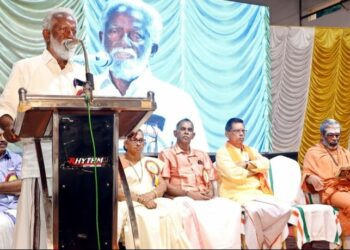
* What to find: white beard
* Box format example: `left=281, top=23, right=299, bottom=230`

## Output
left=50, top=35, right=76, bottom=60
left=322, top=137, right=339, bottom=150
left=109, top=47, right=150, bottom=82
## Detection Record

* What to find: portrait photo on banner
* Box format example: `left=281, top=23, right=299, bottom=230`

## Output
left=83, top=0, right=271, bottom=153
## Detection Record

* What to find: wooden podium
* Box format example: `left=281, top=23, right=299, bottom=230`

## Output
left=13, top=89, right=156, bottom=249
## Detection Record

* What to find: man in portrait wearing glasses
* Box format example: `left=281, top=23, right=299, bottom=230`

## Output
left=215, top=117, right=291, bottom=249
left=302, top=118, right=350, bottom=247
left=94, top=0, right=208, bottom=153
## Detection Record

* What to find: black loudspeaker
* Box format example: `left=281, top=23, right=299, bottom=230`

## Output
left=58, top=114, right=113, bottom=249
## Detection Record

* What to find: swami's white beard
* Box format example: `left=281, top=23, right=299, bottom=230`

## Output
left=50, top=35, right=76, bottom=60
left=322, top=137, right=339, bottom=150
left=109, top=47, right=149, bottom=82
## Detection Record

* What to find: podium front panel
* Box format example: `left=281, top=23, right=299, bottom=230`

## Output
left=58, top=114, right=114, bottom=249
left=13, top=93, right=157, bottom=249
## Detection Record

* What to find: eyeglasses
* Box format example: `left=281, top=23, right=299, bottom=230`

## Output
left=230, top=129, right=247, bottom=134
left=326, top=133, right=340, bottom=138
left=128, top=138, right=146, bottom=144
left=106, top=27, right=147, bottom=43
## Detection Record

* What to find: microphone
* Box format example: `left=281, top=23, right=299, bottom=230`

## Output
left=63, top=39, right=81, bottom=50
left=64, top=38, right=95, bottom=102
left=73, top=52, right=112, bottom=67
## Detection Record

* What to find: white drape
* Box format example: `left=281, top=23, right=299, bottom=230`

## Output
left=270, top=26, right=315, bottom=152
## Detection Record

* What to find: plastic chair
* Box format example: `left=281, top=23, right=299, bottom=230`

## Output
left=269, top=155, right=342, bottom=249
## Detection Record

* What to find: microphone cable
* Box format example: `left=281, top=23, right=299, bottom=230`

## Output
left=85, top=97, right=101, bottom=250
left=72, top=37, right=100, bottom=249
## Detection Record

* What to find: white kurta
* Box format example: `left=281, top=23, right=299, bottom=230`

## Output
left=94, top=69, right=208, bottom=153
left=0, top=49, right=85, bottom=249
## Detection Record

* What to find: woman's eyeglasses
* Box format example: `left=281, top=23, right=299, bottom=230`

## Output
left=128, top=138, right=146, bottom=144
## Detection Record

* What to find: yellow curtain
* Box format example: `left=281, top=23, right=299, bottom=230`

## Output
left=299, top=27, right=350, bottom=165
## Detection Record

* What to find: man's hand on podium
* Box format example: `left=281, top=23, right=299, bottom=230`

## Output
left=0, top=115, right=20, bottom=142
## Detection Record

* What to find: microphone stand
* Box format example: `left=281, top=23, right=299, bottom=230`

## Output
left=76, top=40, right=94, bottom=103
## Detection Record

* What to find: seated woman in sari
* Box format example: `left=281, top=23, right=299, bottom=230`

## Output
left=117, top=129, right=191, bottom=249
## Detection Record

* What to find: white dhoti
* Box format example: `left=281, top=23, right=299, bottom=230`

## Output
left=174, top=196, right=243, bottom=249
left=12, top=178, right=47, bottom=249
left=119, top=197, right=191, bottom=249
left=243, top=197, right=291, bottom=249
left=0, top=209, right=16, bottom=249
left=12, top=140, right=52, bottom=249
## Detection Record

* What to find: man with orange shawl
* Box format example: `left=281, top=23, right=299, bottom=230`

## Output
left=302, top=118, right=350, bottom=248
left=216, top=117, right=291, bottom=249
